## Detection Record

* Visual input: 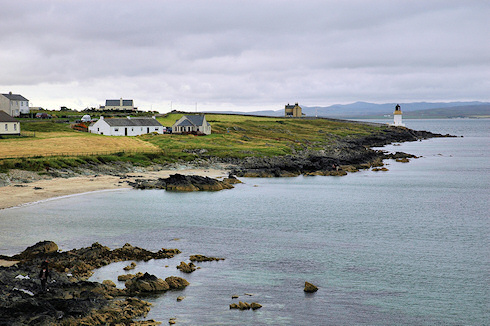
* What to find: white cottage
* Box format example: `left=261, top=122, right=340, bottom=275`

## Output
left=0, top=92, right=29, bottom=117
left=89, top=116, right=164, bottom=136
left=0, top=111, right=20, bottom=135
left=172, top=115, right=211, bottom=135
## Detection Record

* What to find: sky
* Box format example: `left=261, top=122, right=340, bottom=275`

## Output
left=1, top=0, right=489, bottom=113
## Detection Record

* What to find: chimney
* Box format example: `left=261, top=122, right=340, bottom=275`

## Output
left=120, top=97, right=123, bottom=106
left=100, top=116, right=104, bottom=120
left=9, top=91, right=12, bottom=95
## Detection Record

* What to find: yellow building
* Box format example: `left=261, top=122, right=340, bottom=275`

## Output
left=285, top=103, right=303, bottom=117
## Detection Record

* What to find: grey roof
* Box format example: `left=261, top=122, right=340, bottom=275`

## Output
left=175, top=115, right=210, bottom=127
left=105, top=99, right=133, bottom=106
left=178, top=119, right=195, bottom=127
left=103, top=118, right=162, bottom=127
left=2, top=93, right=28, bottom=101
left=0, top=111, right=18, bottom=122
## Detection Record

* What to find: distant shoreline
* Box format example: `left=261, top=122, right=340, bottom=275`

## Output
left=0, top=120, right=452, bottom=209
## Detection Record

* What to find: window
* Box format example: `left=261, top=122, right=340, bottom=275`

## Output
left=14, top=124, right=17, bottom=131
left=115, top=128, right=119, bottom=132
left=155, top=128, right=158, bottom=131
left=4, top=124, right=7, bottom=131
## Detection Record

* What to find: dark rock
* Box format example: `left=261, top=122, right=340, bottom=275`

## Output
left=250, top=302, right=262, bottom=310
left=304, top=281, right=318, bottom=293
left=176, top=261, right=196, bottom=273
left=123, top=262, right=137, bottom=270
left=165, top=276, right=189, bottom=290
left=223, top=174, right=242, bottom=184
left=13, top=240, right=59, bottom=260
left=189, top=255, right=225, bottom=262
left=128, top=173, right=234, bottom=192
left=230, top=301, right=261, bottom=310
left=125, top=272, right=170, bottom=294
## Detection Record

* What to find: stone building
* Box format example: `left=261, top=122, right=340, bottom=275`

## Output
left=285, top=103, right=303, bottom=117
left=0, top=92, right=29, bottom=117
left=99, top=98, right=135, bottom=111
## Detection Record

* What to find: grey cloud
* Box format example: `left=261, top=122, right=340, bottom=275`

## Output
left=0, top=0, right=488, bottom=110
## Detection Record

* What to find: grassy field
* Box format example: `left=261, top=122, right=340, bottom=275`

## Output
left=148, top=113, right=383, bottom=159
left=0, top=113, right=385, bottom=172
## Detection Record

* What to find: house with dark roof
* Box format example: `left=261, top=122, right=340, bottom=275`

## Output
left=0, top=92, right=29, bottom=117
left=172, top=115, right=211, bottom=135
left=0, top=111, right=20, bottom=135
left=88, top=116, right=164, bottom=136
left=284, top=103, right=303, bottom=118
left=98, top=98, right=135, bottom=111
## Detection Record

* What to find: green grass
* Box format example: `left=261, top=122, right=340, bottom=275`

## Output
left=1, top=113, right=387, bottom=172
left=21, top=121, right=76, bottom=132
left=145, top=113, right=384, bottom=160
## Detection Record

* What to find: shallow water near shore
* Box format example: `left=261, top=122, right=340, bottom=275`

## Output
left=1, top=119, right=489, bottom=325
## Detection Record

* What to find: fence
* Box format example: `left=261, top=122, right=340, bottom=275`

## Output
left=0, top=149, right=164, bottom=160
left=0, top=131, right=36, bottom=139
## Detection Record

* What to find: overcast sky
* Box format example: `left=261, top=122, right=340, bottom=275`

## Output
left=1, top=0, right=489, bottom=112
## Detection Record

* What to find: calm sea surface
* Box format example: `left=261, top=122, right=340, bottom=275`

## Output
left=1, top=119, right=489, bottom=325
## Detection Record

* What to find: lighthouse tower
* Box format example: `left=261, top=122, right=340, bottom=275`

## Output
left=393, top=104, right=405, bottom=126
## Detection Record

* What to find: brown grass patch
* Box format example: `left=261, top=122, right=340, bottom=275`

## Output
left=0, top=133, right=159, bottom=158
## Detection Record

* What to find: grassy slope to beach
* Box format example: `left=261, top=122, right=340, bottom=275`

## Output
left=0, top=113, right=389, bottom=172
left=146, top=113, right=383, bottom=159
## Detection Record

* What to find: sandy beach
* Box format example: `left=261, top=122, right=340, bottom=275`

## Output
left=0, top=168, right=229, bottom=210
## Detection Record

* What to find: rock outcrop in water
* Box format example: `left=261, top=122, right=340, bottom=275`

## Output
left=189, top=254, right=225, bottom=262
left=229, top=301, right=262, bottom=310
left=0, top=241, right=186, bottom=325
left=128, top=173, right=235, bottom=191
left=304, top=281, right=318, bottom=293
left=177, top=261, right=197, bottom=273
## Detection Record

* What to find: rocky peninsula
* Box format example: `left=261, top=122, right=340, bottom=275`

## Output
left=226, top=125, right=453, bottom=177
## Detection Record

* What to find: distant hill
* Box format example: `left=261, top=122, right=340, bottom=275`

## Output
left=206, top=101, right=490, bottom=118
left=402, top=105, right=490, bottom=118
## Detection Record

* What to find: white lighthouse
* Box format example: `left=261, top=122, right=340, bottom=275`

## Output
left=392, top=104, right=405, bottom=127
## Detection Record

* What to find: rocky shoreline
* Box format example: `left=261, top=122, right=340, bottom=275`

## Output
left=0, top=126, right=453, bottom=189
left=0, top=241, right=270, bottom=325
left=227, top=126, right=453, bottom=177
left=0, top=241, right=187, bottom=326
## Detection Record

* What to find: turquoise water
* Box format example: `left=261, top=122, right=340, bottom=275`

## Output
left=1, top=119, right=489, bottom=325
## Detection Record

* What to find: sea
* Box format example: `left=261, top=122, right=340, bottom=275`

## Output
left=0, top=119, right=488, bottom=325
